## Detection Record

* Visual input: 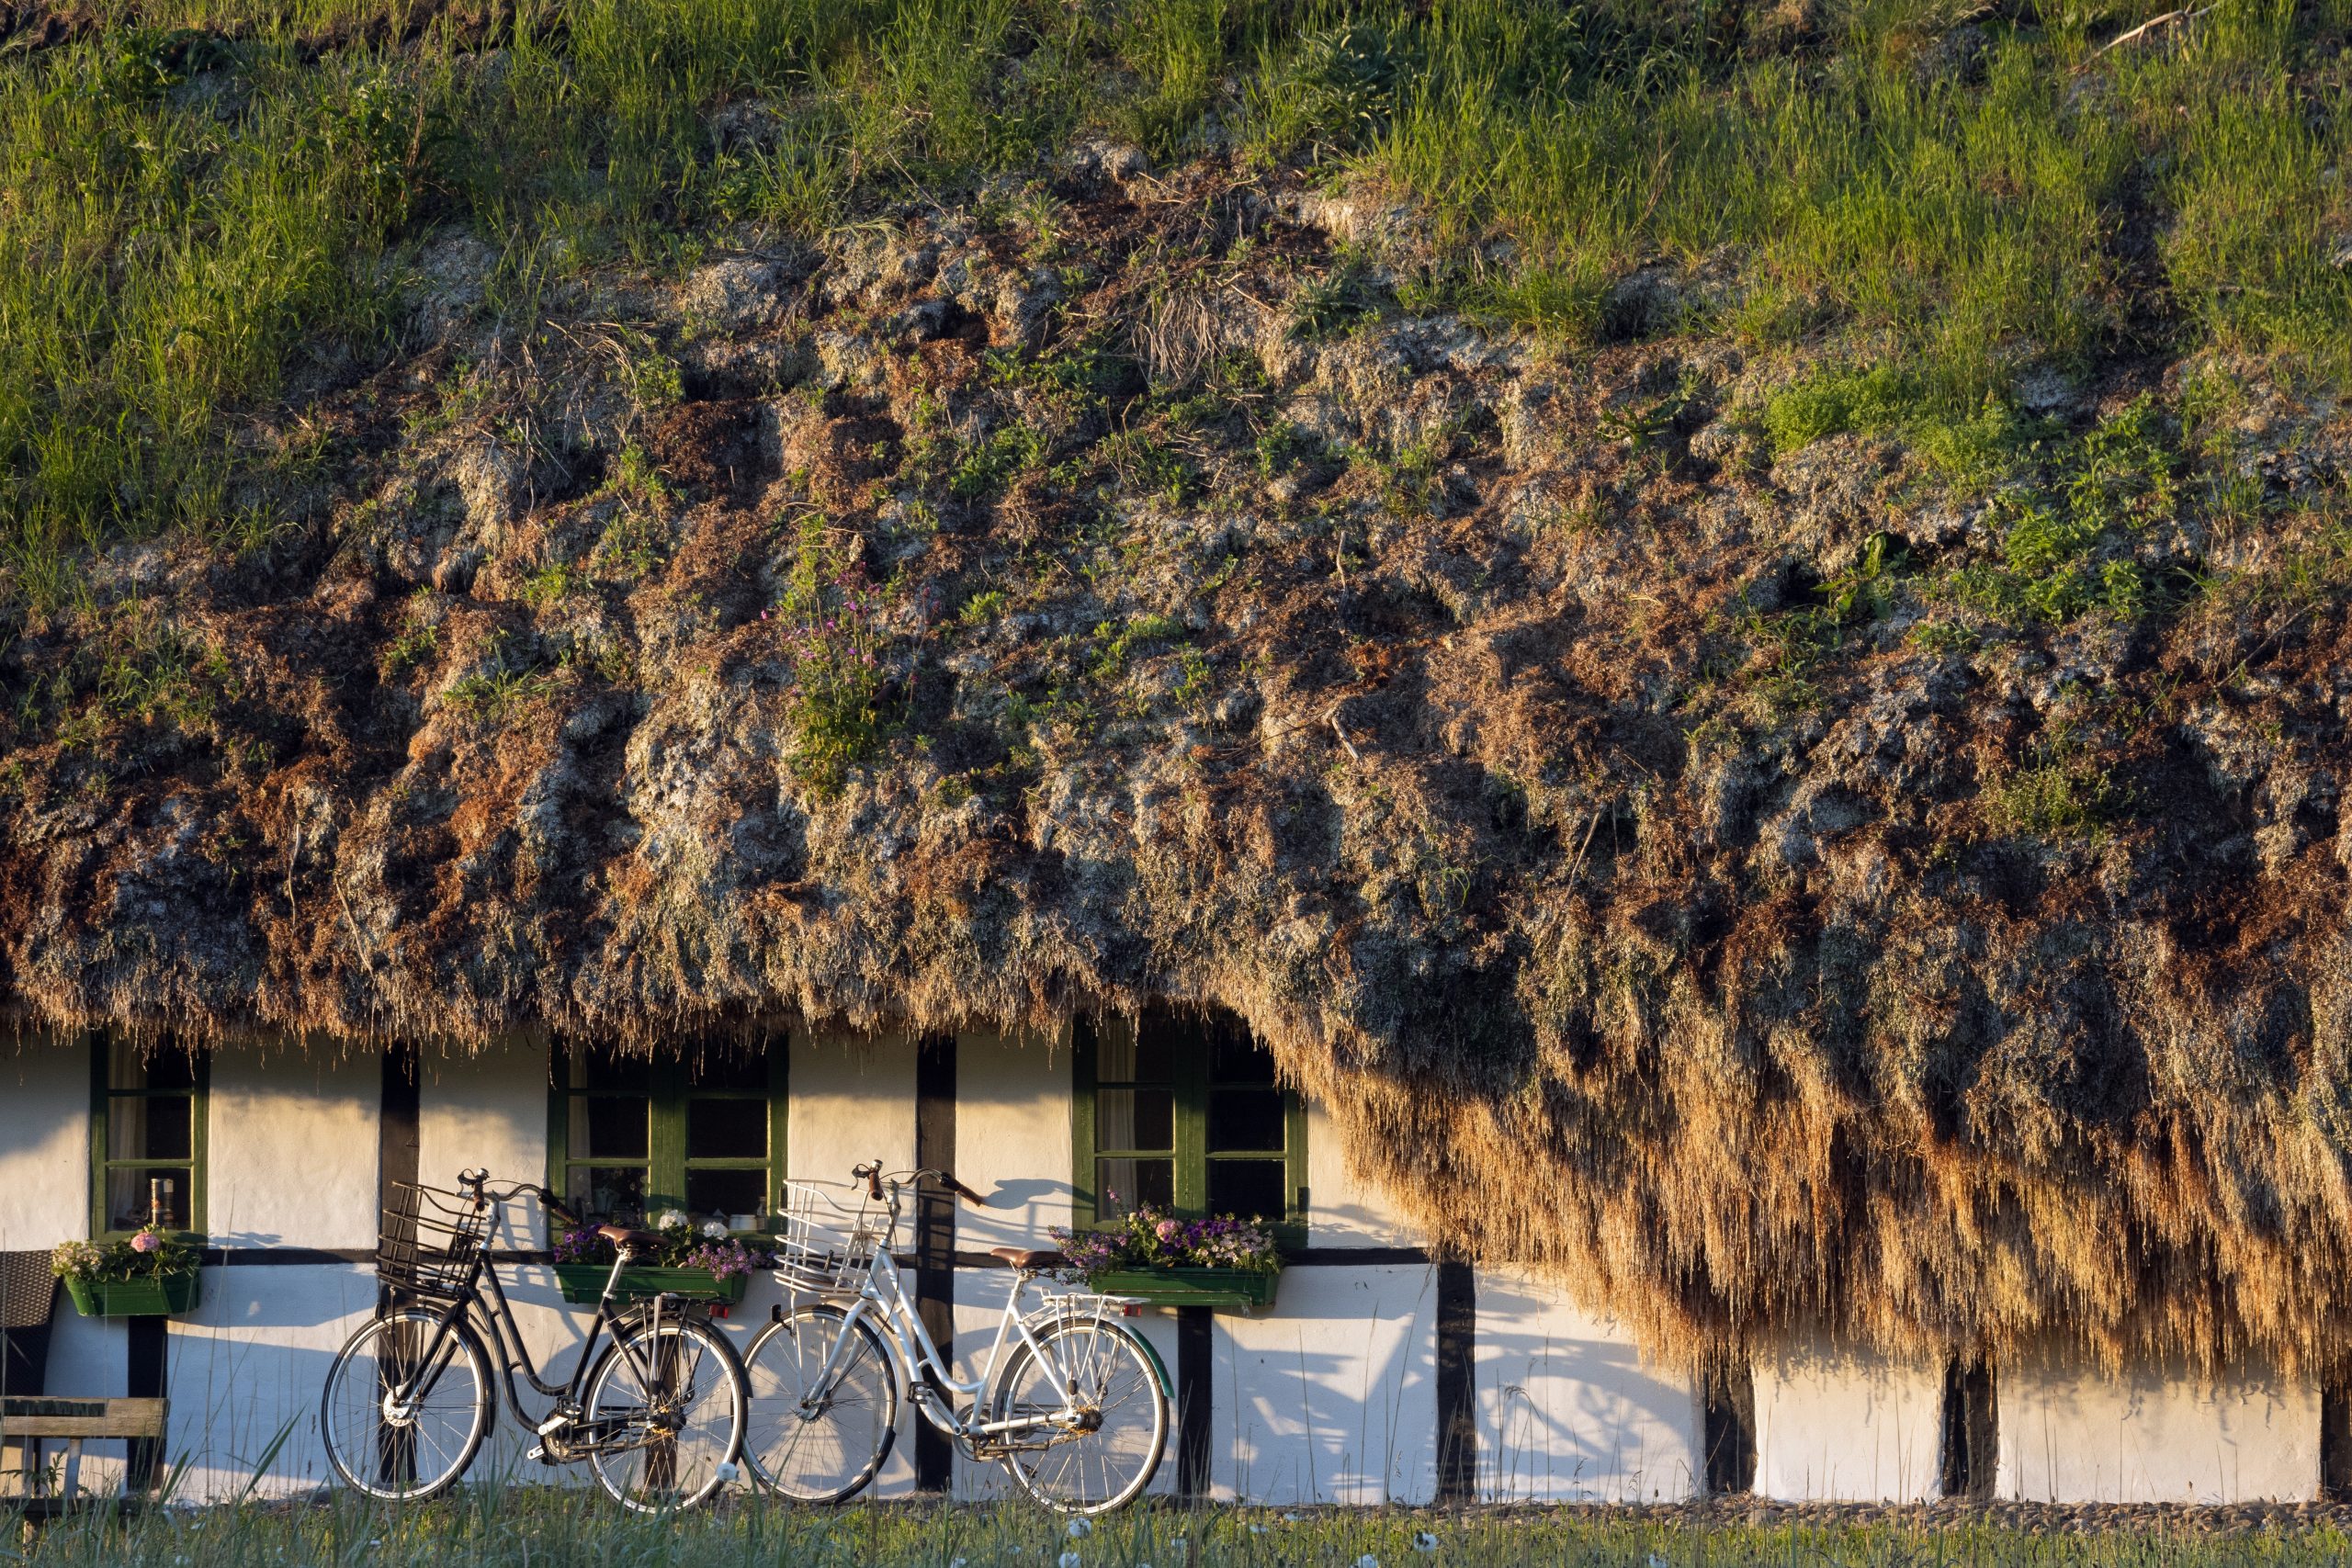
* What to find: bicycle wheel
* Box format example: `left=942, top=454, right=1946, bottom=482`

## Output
left=583, top=1313, right=749, bottom=1511
left=741, top=1303, right=900, bottom=1502
left=320, top=1306, right=492, bottom=1501
left=992, top=1316, right=1167, bottom=1514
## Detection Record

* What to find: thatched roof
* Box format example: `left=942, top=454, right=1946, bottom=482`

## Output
left=7, top=161, right=2351, bottom=1371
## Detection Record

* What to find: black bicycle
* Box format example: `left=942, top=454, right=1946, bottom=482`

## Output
left=319, top=1168, right=749, bottom=1509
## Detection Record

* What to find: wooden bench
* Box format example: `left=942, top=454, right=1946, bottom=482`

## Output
left=2, top=1397, right=167, bottom=1517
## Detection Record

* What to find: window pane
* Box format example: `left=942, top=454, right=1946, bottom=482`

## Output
left=687, top=1098, right=766, bottom=1160
left=687, top=1052, right=766, bottom=1092
left=568, top=1043, right=650, bottom=1092
left=107, top=1168, right=191, bottom=1232
left=1207, top=1089, right=1284, bottom=1153
left=567, top=1167, right=647, bottom=1224
left=1095, top=1021, right=1173, bottom=1084
left=1206, top=1158, right=1286, bottom=1221
left=1096, top=1158, right=1173, bottom=1216
left=686, top=1168, right=767, bottom=1220
left=1210, top=1029, right=1276, bottom=1086
left=571, top=1096, right=649, bottom=1160
left=108, top=1095, right=192, bottom=1162
left=1095, top=1089, right=1173, bottom=1152
left=109, top=1040, right=198, bottom=1092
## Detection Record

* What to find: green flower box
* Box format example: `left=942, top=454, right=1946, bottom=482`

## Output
left=552, top=1264, right=749, bottom=1305
left=1090, top=1268, right=1279, bottom=1312
left=62, top=1267, right=201, bottom=1318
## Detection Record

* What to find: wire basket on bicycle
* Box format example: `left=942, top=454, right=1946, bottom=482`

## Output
left=772, top=1179, right=894, bottom=1292
left=376, top=1180, right=490, bottom=1301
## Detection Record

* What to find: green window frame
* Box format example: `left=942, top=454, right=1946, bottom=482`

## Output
left=90, top=1039, right=209, bottom=1237
left=1070, top=1009, right=1306, bottom=1247
left=547, top=1041, right=787, bottom=1230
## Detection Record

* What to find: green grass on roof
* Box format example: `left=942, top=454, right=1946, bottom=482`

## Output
left=1, top=0, right=2347, bottom=614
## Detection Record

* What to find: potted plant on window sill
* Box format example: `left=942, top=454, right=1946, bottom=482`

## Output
left=551, top=1212, right=774, bottom=1305
left=52, top=1231, right=203, bottom=1317
left=1051, top=1205, right=1283, bottom=1312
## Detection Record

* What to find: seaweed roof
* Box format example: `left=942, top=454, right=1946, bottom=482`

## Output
left=6, top=152, right=2352, bottom=1371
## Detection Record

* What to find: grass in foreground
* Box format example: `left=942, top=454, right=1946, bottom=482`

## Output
left=17, top=1494, right=2352, bottom=1568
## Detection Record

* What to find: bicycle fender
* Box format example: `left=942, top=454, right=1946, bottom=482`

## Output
left=1128, top=1326, right=1173, bottom=1399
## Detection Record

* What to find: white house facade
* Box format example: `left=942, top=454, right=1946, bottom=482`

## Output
left=0, top=1015, right=2332, bottom=1506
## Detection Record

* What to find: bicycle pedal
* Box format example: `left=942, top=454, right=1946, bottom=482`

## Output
left=536, top=1410, right=575, bottom=1436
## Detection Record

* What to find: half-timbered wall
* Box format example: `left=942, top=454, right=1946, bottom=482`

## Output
left=0, top=1033, right=2330, bottom=1504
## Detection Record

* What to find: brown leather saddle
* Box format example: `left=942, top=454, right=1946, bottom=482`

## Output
left=597, top=1225, right=666, bottom=1253
left=989, top=1247, right=1066, bottom=1271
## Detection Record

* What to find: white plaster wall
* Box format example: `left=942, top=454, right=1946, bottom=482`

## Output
left=789, top=1032, right=917, bottom=1191
left=1753, top=1337, right=1943, bottom=1502
left=207, top=1048, right=379, bottom=1250
left=168, top=1263, right=378, bottom=1498
left=1999, top=1351, right=2320, bottom=1503
left=0, top=1040, right=88, bottom=1251
left=40, top=1310, right=128, bottom=1401
left=416, top=1035, right=549, bottom=1247
left=1213, top=1265, right=1439, bottom=1504
left=954, top=1028, right=1072, bottom=1251
left=1472, top=1266, right=1701, bottom=1503
left=1305, top=1098, right=1418, bottom=1249
left=782, top=1031, right=919, bottom=1495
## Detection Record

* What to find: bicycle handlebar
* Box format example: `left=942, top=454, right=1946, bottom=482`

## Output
left=451, top=1169, right=578, bottom=1226
left=848, top=1161, right=992, bottom=1207
left=938, top=1172, right=991, bottom=1207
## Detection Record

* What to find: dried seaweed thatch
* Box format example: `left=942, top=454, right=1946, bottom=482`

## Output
left=6, top=163, right=2351, bottom=1372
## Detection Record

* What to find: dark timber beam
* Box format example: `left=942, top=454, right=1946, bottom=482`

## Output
left=379, top=1043, right=420, bottom=1313
left=914, top=1032, right=956, bottom=1492
left=124, top=1317, right=165, bottom=1491
left=1434, top=1260, right=1477, bottom=1502
left=1177, top=1305, right=1212, bottom=1497
left=1941, top=1356, right=1997, bottom=1500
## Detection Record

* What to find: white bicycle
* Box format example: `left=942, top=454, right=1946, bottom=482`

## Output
left=740, top=1161, right=1170, bottom=1513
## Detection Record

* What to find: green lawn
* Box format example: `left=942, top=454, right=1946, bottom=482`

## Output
left=2, top=0, right=2347, bottom=614
left=17, top=1495, right=2352, bottom=1568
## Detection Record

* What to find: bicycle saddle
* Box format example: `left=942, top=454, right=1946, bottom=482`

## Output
left=989, top=1247, right=1067, bottom=1270
left=597, top=1224, right=666, bottom=1251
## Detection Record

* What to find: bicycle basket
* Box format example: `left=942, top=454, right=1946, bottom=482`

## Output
left=377, top=1181, right=490, bottom=1301
left=773, top=1180, right=894, bottom=1292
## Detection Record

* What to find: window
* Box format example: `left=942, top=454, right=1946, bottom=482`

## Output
left=91, top=1040, right=208, bottom=1236
left=548, top=1043, right=786, bottom=1228
left=1072, top=1009, right=1305, bottom=1241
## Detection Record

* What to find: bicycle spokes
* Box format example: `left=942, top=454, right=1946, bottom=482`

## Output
left=586, top=1317, right=747, bottom=1511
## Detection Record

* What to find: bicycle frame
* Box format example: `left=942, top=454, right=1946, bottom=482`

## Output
left=799, top=1239, right=1115, bottom=1448
left=385, top=1224, right=689, bottom=1456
